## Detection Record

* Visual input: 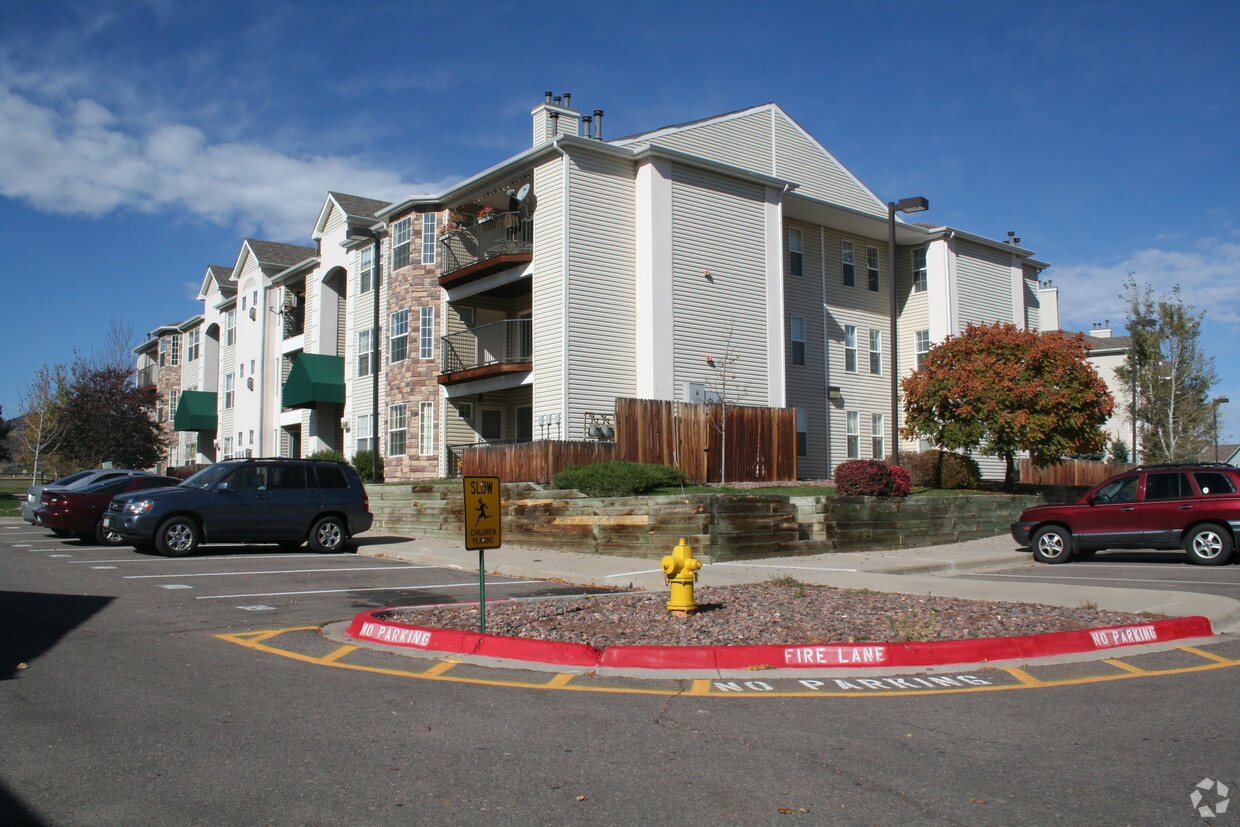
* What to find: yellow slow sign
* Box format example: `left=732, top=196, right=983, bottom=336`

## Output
left=463, top=476, right=501, bottom=550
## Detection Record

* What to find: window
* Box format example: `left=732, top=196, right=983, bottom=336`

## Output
left=872, top=413, right=885, bottom=459
left=225, top=310, right=236, bottom=346
left=867, top=246, right=880, bottom=292
left=223, top=373, right=235, bottom=409
left=159, top=337, right=169, bottom=367
left=912, top=247, right=928, bottom=293
left=915, top=330, right=931, bottom=371
left=357, top=329, right=374, bottom=377
left=356, top=414, right=374, bottom=453
left=844, top=325, right=857, bottom=373
left=1195, top=472, right=1237, bottom=496
left=841, top=240, right=855, bottom=287
left=156, top=399, right=166, bottom=423
left=170, top=335, right=180, bottom=366
left=390, top=309, right=409, bottom=363
left=846, top=411, right=860, bottom=459
left=419, top=306, right=436, bottom=359
left=388, top=403, right=407, bottom=455
left=1095, top=474, right=1138, bottom=503
left=169, top=390, right=179, bottom=418
left=418, top=401, right=435, bottom=455
left=789, top=316, right=806, bottom=366
left=221, top=436, right=233, bottom=457
left=795, top=407, right=807, bottom=457
left=391, top=217, right=412, bottom=269
left=422, top=213, right=438, bottom=264
left=186, top=329, right=200, bottom=362
left=869, top=329, right=882, bottom=375
left=240, top=295, right=247, bottom=312
left=788, top=228, right=803, bottom=277
left=359, top=245, right=375, bottom=293
left=1144, top=472, right=1192, bottom=500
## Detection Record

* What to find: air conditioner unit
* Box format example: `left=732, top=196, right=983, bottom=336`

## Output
left=249, top=307, right=257, bottom=321
left=246, top=377, right=254, bottom=390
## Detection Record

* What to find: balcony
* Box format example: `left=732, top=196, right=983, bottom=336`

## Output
left=439, top=319, right=532, bottom=385
left=439, top=212, right=533, bottom=288
left=136, top=366, right=157, bottom=389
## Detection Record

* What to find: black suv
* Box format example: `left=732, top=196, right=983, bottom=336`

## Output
left=104, top=458, right=373, bottom=556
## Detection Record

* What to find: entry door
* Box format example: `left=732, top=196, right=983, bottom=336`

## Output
left=479, top=408, right=504, bottom=442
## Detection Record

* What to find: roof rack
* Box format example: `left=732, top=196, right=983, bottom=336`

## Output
left=1132, top=462, right=1236, bottom=471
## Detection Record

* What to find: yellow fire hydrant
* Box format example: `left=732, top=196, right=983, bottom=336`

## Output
left=661, top=537, right=702, bottom=616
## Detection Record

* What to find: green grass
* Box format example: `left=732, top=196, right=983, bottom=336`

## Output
left=647, top=484, right=1006, bottom=498
left=0, top=478, right=29, bottom=518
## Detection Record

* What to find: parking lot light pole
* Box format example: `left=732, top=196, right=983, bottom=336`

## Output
left=887, top=196, right=928, bottom=467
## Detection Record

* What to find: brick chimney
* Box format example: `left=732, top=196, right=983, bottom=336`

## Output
left=532, top=91, right=580, bottom=146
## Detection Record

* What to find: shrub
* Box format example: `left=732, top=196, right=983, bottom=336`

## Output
left=307, top=449, right=346, bottom=463
left=898, top=450, right=981, bottom=489
left=350, top=450, right=385, bottom=482
left=833, top=459, right=912, bottom=497
left=550, top=461, right=685, bottom=498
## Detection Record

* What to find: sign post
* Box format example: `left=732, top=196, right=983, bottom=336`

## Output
left=462, top=476, right=502, bottom=633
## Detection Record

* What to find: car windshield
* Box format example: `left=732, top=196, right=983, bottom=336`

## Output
left=180, top=463, right=235, bottom=489
left=1094, top=474, right=1139, bottom=503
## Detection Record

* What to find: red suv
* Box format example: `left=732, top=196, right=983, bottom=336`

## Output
left=1011, top=463, right=1240, bottom=565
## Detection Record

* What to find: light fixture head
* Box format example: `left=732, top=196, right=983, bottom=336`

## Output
left=893, top=196, right=929, bottom=214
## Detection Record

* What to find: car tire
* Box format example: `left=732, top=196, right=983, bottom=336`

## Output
left=308, top=516, right=347, bottom=553
left=1032, top=525, right=1074, bottom=564
left=1184, top=524, right=1233, bottom=566
left=95, top=517, right=126, bottom=547
left=155, top=517, right=200, bottom=557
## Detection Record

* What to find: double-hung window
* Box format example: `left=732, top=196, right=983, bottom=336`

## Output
left=841, top=240, right=855, bottom=287
left=846, top=411, right=860, bottom=459
left=391, top=217, right=412, bottom=269
left=843, top=325, right=858, bottom=372
left=359, top=245, right=375, bottom=293
left=418, top=401, right=435, bottom=455
left=225, top=310, right=236, bottom=346
left=357, top=329, right=374, bottom=377
left=223, top=373, right=235, bottom=409
left=789, top=316, right=806, bottom=366
left=795, top=407, right=808, bottom=457
left=419, top=306, right=435, bottom=359
left=788, top=228, right=803, bottom=277
left=872, top=413, right=885, bottom=459
left=915, top=329, right=931, bottom=371
left=869, top=329, right=882, bottom=375
left=912, top=247, right=928, bottom=293
left=185, top=329, right=200, bottom=362
left=356, top=414, right=374, bottom=453
left=422, top=213, right=438, bottom=264
left=159, top=337, right=169, bottom=367
left=390, top=309, right=409, bottom=363
left=170, top=335, right=180, bottom=366
left=867, top=246, right=880, bottom=292
left=388, top=403, right=407, bottom=455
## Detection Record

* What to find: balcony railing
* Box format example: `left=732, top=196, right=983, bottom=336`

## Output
left=441, top=319, right=532, bottom=376
left=136, top=366, right=157, bottom=388
left=439, top=211, right=533, bottom=277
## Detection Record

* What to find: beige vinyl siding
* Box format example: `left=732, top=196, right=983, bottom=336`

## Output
left=323, top=204, right=345, bottom=236
left=956, top=241, right=1015, bottom=326
left=772, top=111, right=885, bottom=216
left=670, top=163, right=770, bottom=407
left=564, top=149, right=637, bottom=436
left=532, top=155, right=567, bottom=430
left=1024, top=275, right=1041, bottom=330
left=783, top=221, right=828, bottom=478
left=895, top=245, right=930, bottom=454
left=629, top=110, right=774, bottom=176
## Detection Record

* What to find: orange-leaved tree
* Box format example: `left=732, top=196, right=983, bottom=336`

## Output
left=901, top=322, right=1114, bottom=490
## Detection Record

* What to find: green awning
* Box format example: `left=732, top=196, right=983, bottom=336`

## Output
left=172, top=390, right=218, bottom=431
left=282, top=353, right=345, bottom=409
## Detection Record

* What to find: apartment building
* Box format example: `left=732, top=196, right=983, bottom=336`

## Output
left=147, top=97, right=1054, bottom=480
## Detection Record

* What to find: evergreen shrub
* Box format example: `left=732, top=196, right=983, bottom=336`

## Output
left=550, top=461, right=685, bottom=498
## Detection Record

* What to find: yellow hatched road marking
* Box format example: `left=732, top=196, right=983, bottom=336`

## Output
left=688, top=679, right=714, bottom=695
left=1178, top=646, right=1234, bottom=664
left=544, top=673, right=575, bottom=688
left=1002, top=667, right=1044, bottom=686
left=1103, top=659, right=1147, bottom=674
left=320, top=645, right=358, bottom=663
left=422, top=660, right=460, bottom=677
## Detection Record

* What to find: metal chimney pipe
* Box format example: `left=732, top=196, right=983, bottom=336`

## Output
left=554, top=96, right=561, bottom=105
left=563, top=92, right=571, bottom=108
left=582, top=115, right=593, bottom=139
left=545, top=90, right=553, bottom=104
left=594, top=110, right=604, bottom=140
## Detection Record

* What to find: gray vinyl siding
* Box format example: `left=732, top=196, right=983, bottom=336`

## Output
left=772, top=111, right=885, bottom=216
left=532, top=156, right=567, bottom=429
left=564, top=149, right=637, bottom=436
left=630, top=110, right=774, bottom=176
left=323, top=204, right=344, bottom=236
left=956, top=241, right=1015, bottom=326
left=670, top=163, right=770, bottom=407
left=1024, top=275, right=1041, bottom=330
left=783, top=221, right=828, bottom=478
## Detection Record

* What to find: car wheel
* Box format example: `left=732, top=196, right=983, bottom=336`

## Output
left=95, top=517, right=126, bottom=547
left=308, top=516, right=347, bottom=553
left=155, top=517, right=200, bottom=557
left=1032, top=525, right=1074, bottom=564
left=1184, top=524, right=1233, bottom=566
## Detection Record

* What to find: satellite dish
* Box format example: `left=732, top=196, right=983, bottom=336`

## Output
left=516, top=184, right=531, bottom=202
left=513, top=183, right=536, bottom=216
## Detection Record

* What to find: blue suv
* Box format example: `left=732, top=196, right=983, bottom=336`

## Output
left=104, top=458, right=373, bottom=556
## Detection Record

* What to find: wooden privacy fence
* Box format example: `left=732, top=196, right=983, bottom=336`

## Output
left=1019, top=458, right=1134, bottom=487
left=460, top=397, right=797, bottom=484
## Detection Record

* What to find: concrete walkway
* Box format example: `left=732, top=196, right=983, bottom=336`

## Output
left=355, top=532, right=1240, bottom=634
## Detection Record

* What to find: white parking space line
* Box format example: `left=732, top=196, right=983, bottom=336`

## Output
left=69, top=553, right=354, bottom=564
left=125, top=565, right=437, bottom=579
left=196, top=580, right=547, bottom=599
left=712, top=562, right=860, bottom=573
left=963, top=572, right=1240, bottom=588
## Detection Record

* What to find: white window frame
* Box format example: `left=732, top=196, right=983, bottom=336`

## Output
left=225, top=310, right=236, bottom=346
left=869, top=329, right=882, bottom=375
left=788, top=227, right=803, bottom=277
left=418, top=401, right=435, bottom=455
left=419, top=306, right=436, bottom=359
left=357, top=329, right=374, bottom=377
left=185, top=329, right=200, bottom=362
left=390, top=309, right=409, bottom=363
left=912, top=247, right=928, bottom=293
left=388, top=403, right=407, bottom=456
left=359, top=245, right=375, bottom=294
left=169, top=389, right=179, bottom=418
left=841, top=240, right=855, bottom=287
left=170, top=335, right=180, bottom=366
left=846, top=411, right=860, bottom=460
left=872, top=412, right=885, bottom=459
left=844, top=325, right=858, bottom=373
left=866, top=246, right=880, bottom=292
left=915, top=329, right=931, bottom=371
left=789, top=316, right=806, bottom=366
left=391, top=217, right=412, bottom=269
left=223, top=373, right=235, bottom=409
left=356, top=414, right=374, bottom=453
left=422, top=213, right=438, bottom=264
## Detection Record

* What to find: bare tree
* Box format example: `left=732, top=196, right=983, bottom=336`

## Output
left=17, top=364, right=70, bottom=484
left=703, top=321, right=749, bottom=484
left=93, top=318, right=138, bottom=372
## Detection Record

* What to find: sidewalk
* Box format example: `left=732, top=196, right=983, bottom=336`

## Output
left=355, top=532, right=1240, bottom=635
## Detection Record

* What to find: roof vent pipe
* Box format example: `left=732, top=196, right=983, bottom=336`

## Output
left=563, top=92, right=571, bottom=108
left=545, top=91, right=553, bottom=104
left=594, top=110, right=604, bottom=140
left=581, top=115, right=593, bottom=139
left=554, top=96, right=561, bottom=106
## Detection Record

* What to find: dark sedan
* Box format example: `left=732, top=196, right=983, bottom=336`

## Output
left=35, top=474, right=181, bottom=545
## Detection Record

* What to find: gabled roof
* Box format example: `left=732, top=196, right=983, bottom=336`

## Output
left=241, top=239, right=317, bottom=271
left=313, top=192, right=392, bottom=239
left=196, top=265, right=235, bottom=302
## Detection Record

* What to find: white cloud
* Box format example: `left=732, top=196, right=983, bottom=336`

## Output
left=1051, top=240, right=1240, bottom=332
left=0, top=80, right=454, bottom=241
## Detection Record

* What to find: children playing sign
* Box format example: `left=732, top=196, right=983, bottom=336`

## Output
left=463, top=476, right=501, bottom=550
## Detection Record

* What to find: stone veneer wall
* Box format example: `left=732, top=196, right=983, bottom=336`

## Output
left=366, top=484, right=1046, bottom=562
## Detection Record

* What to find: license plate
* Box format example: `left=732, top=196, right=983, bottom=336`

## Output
left=103, top=516, right=113, bottom=528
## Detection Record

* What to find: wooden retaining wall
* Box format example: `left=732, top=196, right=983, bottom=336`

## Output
left=367, top=485, right=1043, bottom=562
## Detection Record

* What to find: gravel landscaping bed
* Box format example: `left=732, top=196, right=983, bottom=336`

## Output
left=380, top=582, right=1158, bottom=646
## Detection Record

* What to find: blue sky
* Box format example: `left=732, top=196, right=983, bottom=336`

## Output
left=2, top=1, right=1237, bottom=445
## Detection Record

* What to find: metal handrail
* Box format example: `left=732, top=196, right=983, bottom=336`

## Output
left=439, top=211, right=533, bottom=275
left=440, top=318, right=532, bottom=374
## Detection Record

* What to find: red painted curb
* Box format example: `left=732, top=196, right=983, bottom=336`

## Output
left=344, top=610, right=1214, bottom=670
